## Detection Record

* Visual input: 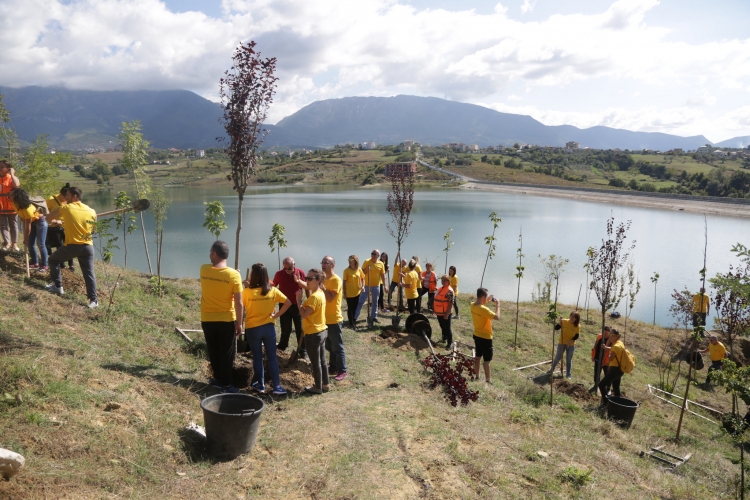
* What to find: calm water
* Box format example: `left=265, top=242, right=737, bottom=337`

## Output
left=85, top=185, right=749, bottom=327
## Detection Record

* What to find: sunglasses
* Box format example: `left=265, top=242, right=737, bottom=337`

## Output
left=283, top=266, right=294, bottom=271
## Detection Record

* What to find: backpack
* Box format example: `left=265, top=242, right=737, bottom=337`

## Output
left=618, top=348, right=636, bottom=374
left=29, top=196, right=49, bottom=215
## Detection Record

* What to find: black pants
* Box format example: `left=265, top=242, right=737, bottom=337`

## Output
left=45, top=227, right=74, bottom=268
left=49, top=244, right=97, bottom=301
left=378, top=284, right=385, bottom=310
left=437, top=314, right=452, bottom=347
left=277, top=304, right=305, bottom=354
left=346, top=296, right=359, bottom=327
left=202, top=321, right=236, bottom=387
left=593, top=361, right=608, bottom=386
left=598, top=366, right=623, bottom=404
left=453, top=299, right=459, bottom=316
left=407, top=298, right=417, bottom=314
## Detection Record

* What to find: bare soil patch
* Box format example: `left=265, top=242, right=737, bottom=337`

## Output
left=373, top=330, right=430, bottom=351
left=224, top=349, right=315, bottom=393
left=553, top=379, right=596, bottom=401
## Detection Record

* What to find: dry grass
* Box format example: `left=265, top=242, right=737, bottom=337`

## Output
left=0, top=258, right=744, bottom=499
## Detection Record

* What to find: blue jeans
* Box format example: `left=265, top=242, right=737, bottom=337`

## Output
left=246, top=323, right=281, bottom=389
left=550, top=344, right=576, bottom=378
left=355, top=286, right=380, bottom=320
left=325, top=322, right=347, bottom=373
left=29, top=218, right=48, bottom=267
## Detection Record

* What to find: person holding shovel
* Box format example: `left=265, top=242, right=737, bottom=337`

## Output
left=0, top=160, right=20, bottom=251
left=399, top=259, right=420, bottom=314
left=434, top=274, right=455, bottom=349
left=9, top=188, right=48, bottom=272
left=598, top=329, right=624, bottom=406
left=297, top=268, right=329, bottom=395
left=342, top=255, right=364, bottom=330
left=589, top=326, right=611, bottom=393
left=470, top=288, right=500, bottom=384
left=389, top=258, right=407, bottom=311
left=242, top=262, right=291, bottom=396
left=320, top=256, right=347, bottom=381
left=355, top=249, right=386, bottom=324
left=547, top=311, right=581, bottom=380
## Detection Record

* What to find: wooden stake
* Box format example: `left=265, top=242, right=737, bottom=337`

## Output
left=174, top=327, right=194, bottom=343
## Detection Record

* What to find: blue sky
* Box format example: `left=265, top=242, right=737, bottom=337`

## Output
left=2, top=0, right=749, bottom=142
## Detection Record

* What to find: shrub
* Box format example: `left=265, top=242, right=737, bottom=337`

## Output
left=558, top=466, right=593, bottom=489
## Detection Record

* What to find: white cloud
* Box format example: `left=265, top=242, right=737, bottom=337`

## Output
left=520, top=0, right=536, bottom=15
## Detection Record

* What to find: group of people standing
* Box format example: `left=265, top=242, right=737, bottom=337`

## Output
left=0, top=161, right=98, bottom=307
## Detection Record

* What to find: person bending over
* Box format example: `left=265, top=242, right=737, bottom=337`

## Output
left=9, top=188, right=48, bottom=272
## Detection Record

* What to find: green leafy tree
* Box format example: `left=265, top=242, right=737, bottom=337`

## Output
left=442, top=228, right=453, bottom=273
left=0, top=94, right=18, bottom=161
left=203, top=201, right=228, bottom=240
left=480, top=212, right=501, bottom=288
left=150, top=187, right=170, bottom=295
left=118, top=120, right=153, bottom=275
left=268, top=223, right=288, bottom=270
left=114, top=191, right=137, bottom=268
left=93, top=218, right=118, bottom=264
left=18, top=135, right=71, bottom=196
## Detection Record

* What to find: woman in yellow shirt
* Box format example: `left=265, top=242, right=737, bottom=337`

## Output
left=399, top=259, right=420, bottom=314
left=547, top=311, right=581, bottom=380
left=598, top=329, right=624, bottom=406
left=242, top=263, right=292, bottom=396
left=9, top=188, right=48, bottom=271
left=297, top=268, right=329, bottom=394
left=449, top=266, right=459, bottom=319
left=342, top=255, right=364, bottom=329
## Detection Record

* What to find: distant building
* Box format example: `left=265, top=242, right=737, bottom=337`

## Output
left=197, top=150, right=205, bottom=157
left=697, top=146, right=712, bottom=154
left=713, top=149, right=727, bottom=156
left=403, top=140, right=415, bottom=149
left=565, top=141, right=580, bottom=150
left=362, top=141, right=376, bottom=150
left=385, top=162, right=417, bottom=177
left=469, top=144, right=479, bottom=151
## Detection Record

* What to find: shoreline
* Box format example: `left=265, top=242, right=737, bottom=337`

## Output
left=461, top=182, right=750, bottom=219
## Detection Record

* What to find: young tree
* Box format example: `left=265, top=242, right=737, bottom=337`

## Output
left=219, top=41, right=278, bottom=270
left=114, top=191, right=137, bottom=268
left=513, top=228, right=525, bottom=349
left=480, top=211, right=501, bottom=288
left=18, top=135, right=71, bottom=195
left=0, top=94, right=18, bottom=161
left=584, top=246, right=595, bottom=323
left=711, top=243, right=750, bottom=360
left=443, top=228, right=453, bottom=274
left=150, top=187, right=170, bottom=295
left=541, top=254, right=568, bottom=404
left=118, top=120, right=153, bottom=275
left=622, top=261, right=642, bottom=336
left=650, top=272, right=660, bottom=325
left=386, top=166, right=415, bottom=317
left=268, top=222, right=288, bottom=270
left=203, top=201, right=228, bottom=241
left=588, top=217, right=634, bottom=389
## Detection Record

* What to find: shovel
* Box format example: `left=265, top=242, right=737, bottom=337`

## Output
left=287, top=329, right=306, bottom=366
left=97, top=199, right=151, bottom=217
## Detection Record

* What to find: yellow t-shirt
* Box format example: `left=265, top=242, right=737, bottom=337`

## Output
left=391, top=262, right=402, bottom=284
left=13, top=202, right=39, bottom=221
left=60, top=201, right=96, bottom=245
left=414, top=263, right=422, bottom=275
left=323, top=274, right=343, bottom=325
left=693, top=294, right=710, bottom=313
left=362, top=258, right=385, bottom=286
left=242, top=287, right=287, bottom=329
left=708, top=341, right=727, bottom=362
left=302, top=289, right=327, bottom=334
left=608, top=340, right=625, bottom=367
left=404, top=270, right=419, bottom=299
left=46, top=195, right=65, bottom=227
left=200, top=264, right=243, bottom=322
left=343, top=267, right=364, bottom=298
left=471, top=303, right=496, bottom=340
left=450, top=275, right=459, bottom=294
left=558, top=319, right=580, bottom=345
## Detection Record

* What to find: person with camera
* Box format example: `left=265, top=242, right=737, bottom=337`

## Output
left=470, top=288, right=500, bottom=384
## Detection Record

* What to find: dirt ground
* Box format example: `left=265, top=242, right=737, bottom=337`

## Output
left=0, top=251, right=88, bottom=295
left=373, top=330, right=431, bottom=352
left=552, top=379, right=597, bottom=402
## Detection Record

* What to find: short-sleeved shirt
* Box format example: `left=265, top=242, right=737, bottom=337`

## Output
left=200, top=264, right=243, bottom=322
left=414, top=263, right=422, bottom=275
left=450, top=275, right=459, bottom=294
left=693, top=294, right=710, bottom=313
left=343, top=267, right=364, bottom=298
left=391, top=262, right=403, bottom=284
left=242, top=287, right=287, bottom=329
left=558, top=319, right=580, bottom=345
left=608, top=340, right=625, bottom=368
left=60, top=201, right=96, bottom=245
left=273, top=267, right=306, bottom=305
left=46, top=195, right=65, bottom=227
left=13, top=202, right=40, bottom=222
left=404, top=270, right=420, bottom=299
left=302, top=289, right=327, bottom=334
left=471, top=303, right=496, bottom=340
left=362, top=258, right=385, bottom=287
left=708, top=341, right=727, bottom=362
left=323, top=274, right=343, bottom=325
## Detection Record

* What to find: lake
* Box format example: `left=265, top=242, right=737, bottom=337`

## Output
left=85, top=185, right=749, bottom=327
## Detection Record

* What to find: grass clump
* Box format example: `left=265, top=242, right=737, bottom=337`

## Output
left=558, top=466, right=593, bottom=489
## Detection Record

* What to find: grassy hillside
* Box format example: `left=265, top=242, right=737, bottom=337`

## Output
left=0, top=253, right=744, bottom=499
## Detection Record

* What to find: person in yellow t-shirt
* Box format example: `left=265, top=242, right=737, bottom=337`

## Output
left=199, top=240, right=244, bottom=393
left=598, top=329, right=624, bottom=406
left=449, top=265, right=460, bottom=319
left=342, top=255, right=364, bottom=329
left=298, top=268, right=329, bottom=394
left=242, top=262, right=291, bottom=395
left=470, top=288, right=500, bottom=384
left=399, top=259, right=421, bottom=314
left=547, top=311, right=582, bottom=380
left=692, top=288, right=710, bottom=331
left=9, top=187, right=48, bottom=271
left=355, top=249, right=386, bottom=324
left=699, top=334, right=727, bottom=383
left=320, top=256, right=347, bottom=381
left=45, top=187, right=99, bottom=307
left=45, top=184, right=75, bottom=271
left=389, top=258, right=407, bottom=311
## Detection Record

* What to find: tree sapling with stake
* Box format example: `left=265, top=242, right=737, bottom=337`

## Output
left=480, top=211, right=501, bottom=288
left=514, top=227, right=525, bottom=350
left=114, top=191, right=137, bottom=269
left=539, top=255, right=567, bottom=404
left=623, top=261, right=641, bottom=336
left=443, top=228, right=453, bottom=274
left=650, top=272, right=660, bottom=325
left=386, top=165, right=415, bottom=319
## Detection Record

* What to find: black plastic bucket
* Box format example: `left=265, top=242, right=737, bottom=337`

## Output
left=606, top=396, right=639, bottom=429
left=200, top=394, right=264, bottom=459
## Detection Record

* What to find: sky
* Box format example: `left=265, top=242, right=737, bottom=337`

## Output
left=2, top=0, right=750, bottom=142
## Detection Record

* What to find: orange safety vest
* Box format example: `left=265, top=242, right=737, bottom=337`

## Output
left=0, top=174, right=15, bottom=215
left=433, top=285, right=454, bottom=315
left=421, top=271, right=437, bottom=292
left=591, top=334, right=611, bottom=365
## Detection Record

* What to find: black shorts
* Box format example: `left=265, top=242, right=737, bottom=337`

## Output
left=473, top=335, right=493, bottom=362
left=692, top=312, right=707, bottom=328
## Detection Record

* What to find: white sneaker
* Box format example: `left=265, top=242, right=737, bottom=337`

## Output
left=87, top=301, right=99, bottom=309
left=45, top=284, right=64, bottom=295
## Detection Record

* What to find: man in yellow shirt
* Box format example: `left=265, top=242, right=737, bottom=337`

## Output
left=45, top=187, right=99, bottom=308
left=355, top=249, right=386, bottom=324
left=320, top=256, right=347, bottom=381
left=200, top=240, right=244, bottom=393
left=470, top=288, right=500, bottom=384
left=699, top=334, right=727, bottom=383
left=692, top=288, right=710, bottom=331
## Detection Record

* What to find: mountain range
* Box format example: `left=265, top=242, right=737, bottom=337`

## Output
left=0, top=86, right=742, bottom=151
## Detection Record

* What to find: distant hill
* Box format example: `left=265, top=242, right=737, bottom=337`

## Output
left=0, top=87, right=715, bottom=151
left=715, top=136, right=750, bottom=148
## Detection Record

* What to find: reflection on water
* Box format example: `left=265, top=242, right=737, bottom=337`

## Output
left=85, top=184, right=750, bottom=327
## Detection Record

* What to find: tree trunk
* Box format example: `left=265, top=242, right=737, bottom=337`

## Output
left=514, top=276, right=521, bottom=349
left=550, top=278, right=559, bottom=406
left=676, top=339, right=696, bottom=440
left=122, top=225, right=127, bottom=269
left=235, top=192, right=244, bottom=270
left=139, top=211, right=152, bottom=275
left=276, top=242, right=280, bottom=270
left=594, top=307, right=606, bottom=392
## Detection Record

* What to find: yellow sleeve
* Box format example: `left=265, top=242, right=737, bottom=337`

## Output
left=275, top=289, right=287, bottom=303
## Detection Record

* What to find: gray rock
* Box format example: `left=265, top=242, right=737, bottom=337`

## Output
left=0, top=448, right=25, bottom=479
